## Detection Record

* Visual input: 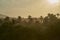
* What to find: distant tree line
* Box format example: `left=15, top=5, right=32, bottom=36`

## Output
left=0, top=13, right=60, bottom=40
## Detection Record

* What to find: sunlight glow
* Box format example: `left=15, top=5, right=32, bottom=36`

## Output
left=48, top=0, right=59, bottom=4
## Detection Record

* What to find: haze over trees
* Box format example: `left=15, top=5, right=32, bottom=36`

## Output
left=0, top=13, right=60, bottom=40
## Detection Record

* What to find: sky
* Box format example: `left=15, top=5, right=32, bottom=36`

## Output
left=0, top=0, right=60, bottom=18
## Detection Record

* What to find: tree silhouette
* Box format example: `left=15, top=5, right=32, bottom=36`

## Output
left=4, top=16, right=10, bottom=21
left=12, top=18, right=16, bottom=24
left=17, top=16, right=22, bottom=23
left=28, top=15, right=32, bottom=19
left=0, top=13, right=60, bottom=40
left=39, top=16, right=43, bottom=23
left=56, top=13, right=60, bottom=18
left=28, top=15, right=33, bottom=24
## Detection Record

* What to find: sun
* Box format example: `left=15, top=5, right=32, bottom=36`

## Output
left=48, top=0, right=59, bottom=4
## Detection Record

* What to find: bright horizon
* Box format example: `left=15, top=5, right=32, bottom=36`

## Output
left=0, top=0, right=60, bottom=18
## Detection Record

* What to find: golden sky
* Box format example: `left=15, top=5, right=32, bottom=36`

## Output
left=0, top=0, right=60, bottom=18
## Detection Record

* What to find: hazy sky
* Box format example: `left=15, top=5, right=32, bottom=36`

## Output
left=0, top=0, right=60, bottom=17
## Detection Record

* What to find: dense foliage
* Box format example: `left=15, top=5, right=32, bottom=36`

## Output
left=0, top=13, right=60, bottom=40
